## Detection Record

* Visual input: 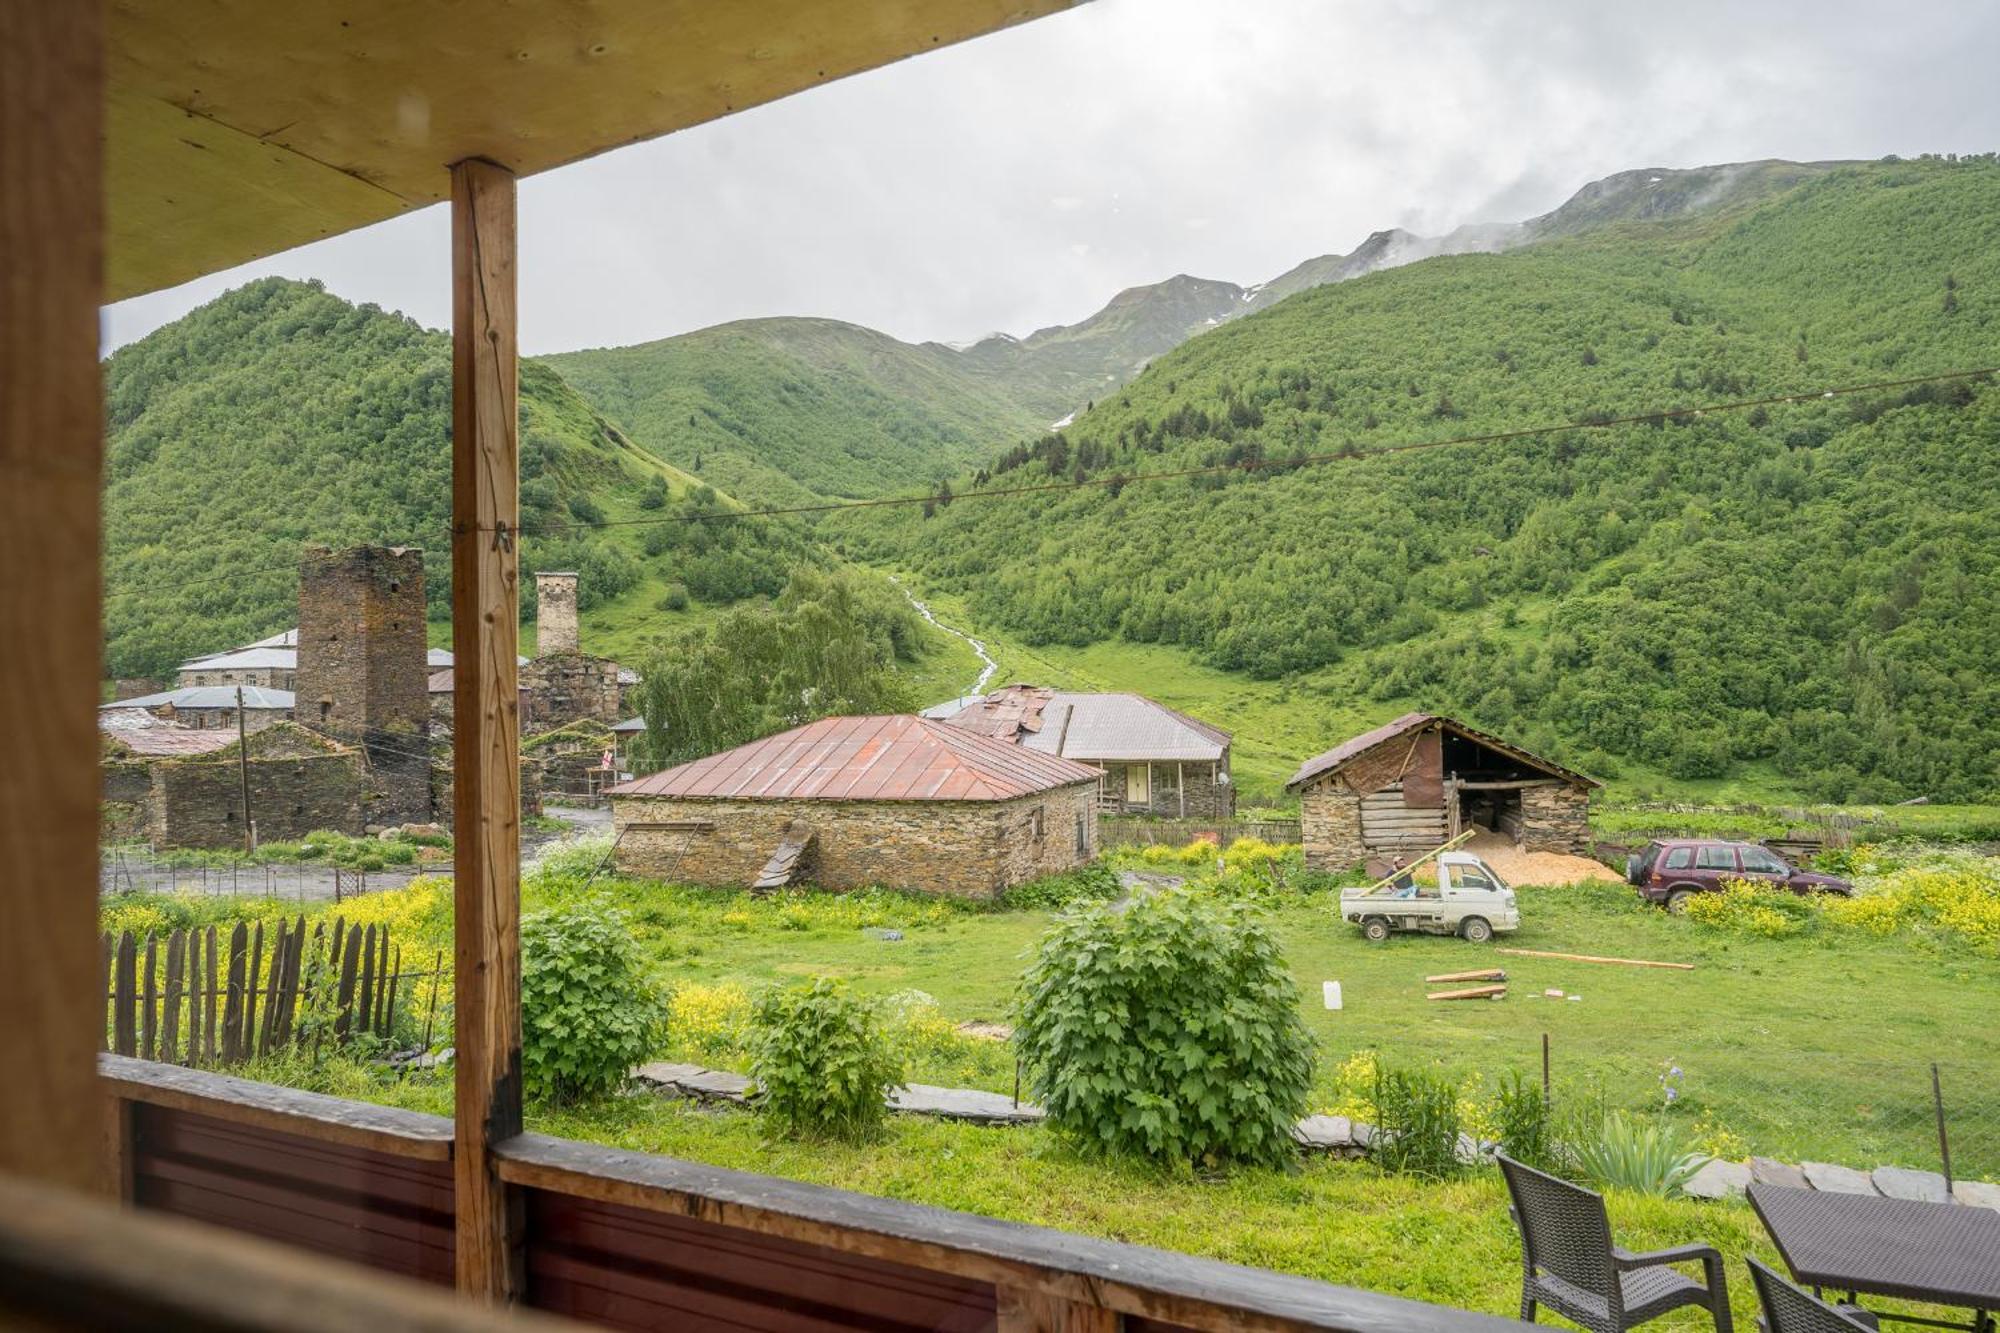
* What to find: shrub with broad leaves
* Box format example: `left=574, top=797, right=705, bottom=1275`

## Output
left=1015, top=887, right=1314, bottom=1168
left=749, top=977, right=904, bottom=1141
left=520, top=901, right=660, bottom=1103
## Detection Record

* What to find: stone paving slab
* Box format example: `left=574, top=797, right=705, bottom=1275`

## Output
left=890, top=1084, right=1044, bottom=1125
left=1951, top=1179, right=2000, bottom=1212
left=1685, top=1159, right=1753, bottom=1201
left=1802, top=1161, right=1878, bottom=1195
left=1292, top=1115, right=1354, bottom=1150
left=633, top=1061, right=752, bottom=1103
left=1751, top=1157, right=1810, bottom=1189
left=1872, top=1165, right=1949, bottom=1202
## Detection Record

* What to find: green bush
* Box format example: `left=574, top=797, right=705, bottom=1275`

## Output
left=1015, top=887, right=1314, bottom=1167
left=1570, top=1111, right=1710, bottom=1197
left=520, top=901, right=660, bottom=1103
left=1490, top=1069, right=1558, bottom=1173
left=749, top=977, right=904, bottom=1141
left=1370, top=1061, right=1464, bottom=1178
left=998, top=862, right=1121, bottom=910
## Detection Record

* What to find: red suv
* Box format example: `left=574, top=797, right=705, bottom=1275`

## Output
left=1625, top=839, right=1853, bottom=912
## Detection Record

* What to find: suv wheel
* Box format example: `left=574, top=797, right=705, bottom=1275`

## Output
left=1362, top=916, right=1391, bottom=943
left=1460, top=916, right=1493, bottom=944
left=1666, top=889, right=1694, bottom=915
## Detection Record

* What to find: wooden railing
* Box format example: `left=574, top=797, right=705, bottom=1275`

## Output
left=99, top=1055, right=1516, bottom=1333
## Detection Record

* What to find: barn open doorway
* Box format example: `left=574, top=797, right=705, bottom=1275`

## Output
left=1442, top=729, right=1546, bottom=842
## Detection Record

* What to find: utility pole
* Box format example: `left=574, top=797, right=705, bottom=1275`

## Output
left=235, top=685, right=255, bottom=854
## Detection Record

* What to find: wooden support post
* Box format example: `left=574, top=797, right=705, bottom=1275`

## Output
left=450, top=156, right=524, bottom=1303
left=0, top=0, right=105, bottom=1194
left=998, top=1286, right=1120, bottom=1332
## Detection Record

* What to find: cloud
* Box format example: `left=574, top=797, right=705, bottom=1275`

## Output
left=103, top=0, right=2000, bottom=356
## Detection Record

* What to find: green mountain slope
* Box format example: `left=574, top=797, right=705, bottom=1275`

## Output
left=840, top=158, right=2000, bottom=801
left=547, top=317, right=1045, bottom=505
left=103, top=277, right=813, bottom=677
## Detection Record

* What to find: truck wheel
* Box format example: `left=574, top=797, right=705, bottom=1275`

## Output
left=1362, top=917, right=1391, bottom=943
left=1666, top=889, right=1694, bottom=914
left=1460, top=917, right=1493, bottom=944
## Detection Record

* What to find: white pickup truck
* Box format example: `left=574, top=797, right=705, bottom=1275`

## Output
left=1339, top=850, right=1520, bottom=943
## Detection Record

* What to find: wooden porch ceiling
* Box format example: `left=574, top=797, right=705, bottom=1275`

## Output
left=106, top=0, right=1079, bottom=301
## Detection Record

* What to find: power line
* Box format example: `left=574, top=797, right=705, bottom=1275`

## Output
left=100, top=364, right=1997, bottom=603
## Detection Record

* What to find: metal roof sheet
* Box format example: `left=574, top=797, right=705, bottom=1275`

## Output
left=609, top=714, right=1100, bottom=803
left=102, top=685, right=296, bottom=711
left=944, top=686, right=1229, bottom=763
left=1285, top=712, right=1600, bottom=791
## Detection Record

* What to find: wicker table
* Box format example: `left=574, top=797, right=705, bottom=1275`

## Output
left=1749, top=1184, right=2000, bottom=1333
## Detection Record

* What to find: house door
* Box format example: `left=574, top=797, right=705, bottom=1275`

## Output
left=1125, top=763, right=1151, bottom=805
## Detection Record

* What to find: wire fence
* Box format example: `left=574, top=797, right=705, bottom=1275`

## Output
left=98, top=848, right=432, bottom=903
left=1436, top=1032, right=2000, bottom=1187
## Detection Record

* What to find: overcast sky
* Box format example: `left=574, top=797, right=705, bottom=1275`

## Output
left=103, top=0, right=2000, bottom=356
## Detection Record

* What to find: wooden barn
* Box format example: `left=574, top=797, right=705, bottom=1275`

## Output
left=1286, top=713, right=1599, bottom=871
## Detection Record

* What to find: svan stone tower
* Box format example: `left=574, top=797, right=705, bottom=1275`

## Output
left=536, top=571, right=580, bottom=656
left=295, top=545, right=432, bottom=827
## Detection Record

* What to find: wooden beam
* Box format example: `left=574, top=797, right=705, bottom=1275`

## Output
left=1451, top=779, right=1563, bottom=791
left=1496, top=948, right=1694, bottom=971
left=0, top=0, right=106, bottom=1196
left=0, top=1171, right=567, bottom=1331
left=1000, top=1286, right=1121, bottom=1333
left=451, top=156, right=524, bottom=1303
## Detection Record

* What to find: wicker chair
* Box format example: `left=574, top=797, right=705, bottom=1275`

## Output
left=1747, top=1258, right=1879, bottom=1333
left=1496, top=1153, right=1732, bottom=1333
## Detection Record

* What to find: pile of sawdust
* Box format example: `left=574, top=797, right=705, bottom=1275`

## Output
left=1465, top=830, right=1623, bottom=886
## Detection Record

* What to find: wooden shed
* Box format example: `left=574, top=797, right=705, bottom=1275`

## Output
left=1286, top=713, right=1599, bottom=871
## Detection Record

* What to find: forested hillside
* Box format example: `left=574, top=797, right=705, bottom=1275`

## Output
left=102, top=278, right=813, bottom=677
left=838, top=159, right=2000, bottom=800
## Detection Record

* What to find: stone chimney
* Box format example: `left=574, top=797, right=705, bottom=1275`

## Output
left=295, top=545, right=432, bottom=826
left=536, top=570, right=580, bottom=656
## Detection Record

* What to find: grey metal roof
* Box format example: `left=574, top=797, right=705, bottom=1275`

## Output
left=611, top=716, right=646, bottom=733
left=102, top=685, right=296, bottom=711
left=183, top=628, right=492, bottom=672
left=945, top=686, right=1229, bottom=763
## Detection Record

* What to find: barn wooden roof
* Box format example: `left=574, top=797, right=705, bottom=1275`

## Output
left=106, top=0, right=1079, bottom=299
left=1285, top=712, right=1600, bottom=792
left=610, top=714, right=1100, bottom=803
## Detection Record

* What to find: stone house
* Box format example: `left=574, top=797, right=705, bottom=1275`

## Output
left=940, top=684, right=1234, bottom=817
left=1286, top=712, right=1599, bottom=871
left=520, top=652, right=633, bottom=732
left=98, top=684, right=295, bottom=733
left=101, top=721, right=369, bottom=850
left=608, top=714, right=1101, bottom=898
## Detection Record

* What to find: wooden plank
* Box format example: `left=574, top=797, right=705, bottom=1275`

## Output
left=382, top=942, right=401, bottom=1038
left=220, top=922, right=248, bottom=1064
left=356, top=923, right=378, bottom=1042
left=257, top=919, right=285, bottom=1056
left=98, top=1054, right=453, bottom=1160
left=1426, top=985, right=1506, bottom=1002
left=1495, top=948, right=1694, bottom=971
left=1001, top=1286, right=1121, bottom=1332
left=334, top=920, right=364, bottom=1044
left=160, top=931, right=184, bottom=1060
left=0, top=1170, right=568, bottom=1330
left=183, top=928, right=201, bottom=1064
left=1423, top=969, right=1505, bottom=984
left=451, top=154, right=525, bottom=1304
left=140, top=934, right=158, bottom=1062
left=112, top=932, right=137, bottom=1058
left=0, top=0, right=104, bottom=1194
left=244, top=920, right=264, bottom=1057
left=202, top=925, right=219, bottom=1063
left=494, top=1133, right=1523, bottom=1333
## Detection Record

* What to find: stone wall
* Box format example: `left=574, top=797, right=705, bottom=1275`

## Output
left=176, top=666, right=293, bottom=690
left=612, top=782, right=1097, bottom=898
left=1521, top=783, right=1593, bottom=854
left=522, top=653, right=626, bottom=731
left=535, top=571, right=580, bottom=656
left=294, top=545, right=432, bottom=826
left=1299, top=774, right=1367, bottom=872
left=1088, top=758, right=1234, bottom=818
left=149, top=751, right=368, bottom=850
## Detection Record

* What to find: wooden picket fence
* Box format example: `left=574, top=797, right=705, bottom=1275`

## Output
left=101, top=916, right=411, bottom=1065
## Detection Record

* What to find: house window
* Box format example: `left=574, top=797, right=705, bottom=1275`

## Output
left=1030, top=807, right=1045, bottom=842
left=1075, top=810, right=1088, bottom=854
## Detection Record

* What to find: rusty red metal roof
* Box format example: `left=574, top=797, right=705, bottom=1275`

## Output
left=1286, top=712, right=1599, bottom=791
left=608, top=714, right=1102, bottom=803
